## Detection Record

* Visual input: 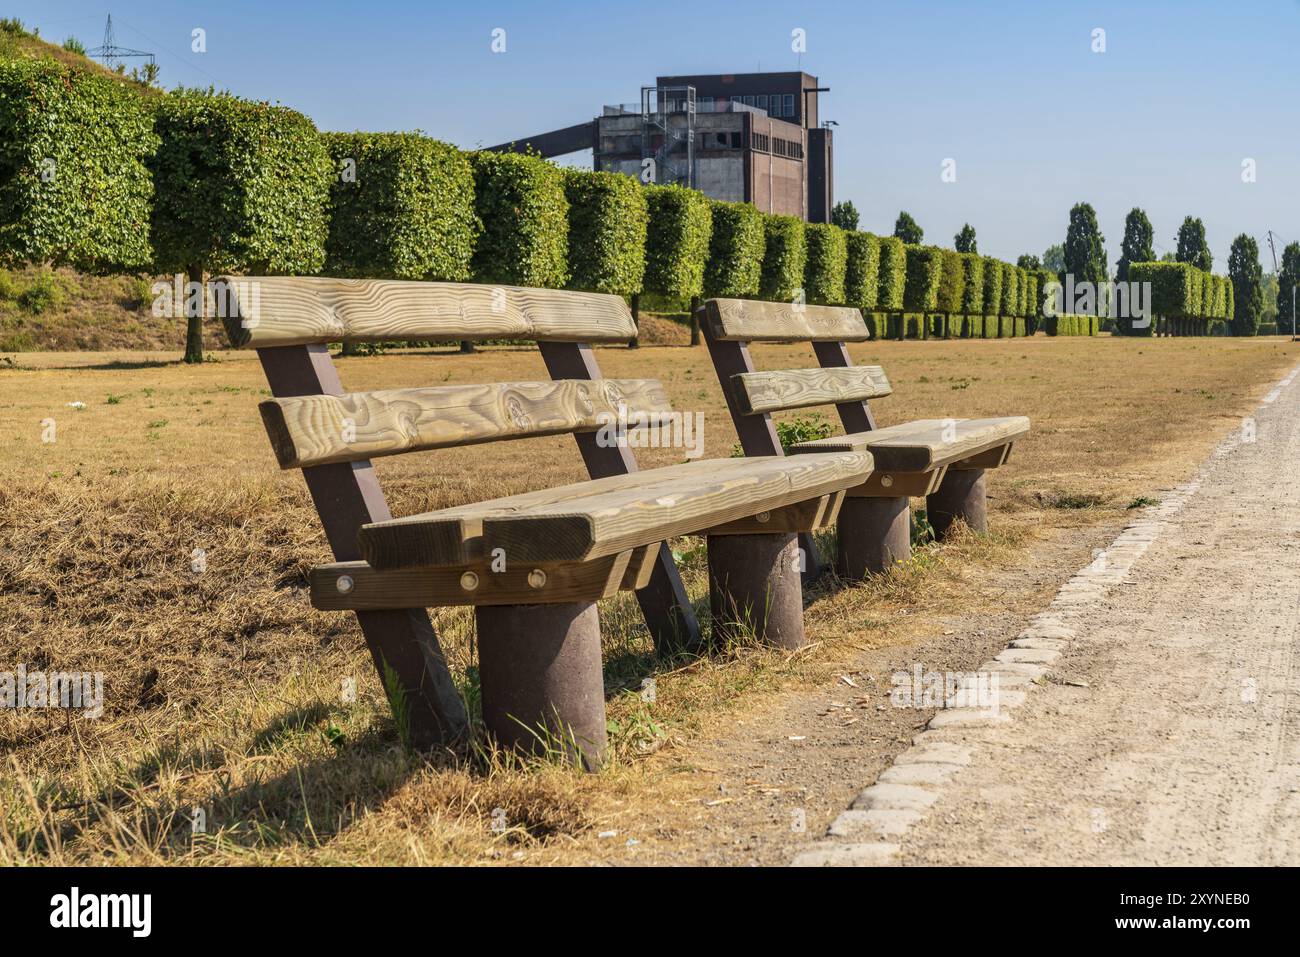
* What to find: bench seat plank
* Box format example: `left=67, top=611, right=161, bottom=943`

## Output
left=219, top=276, right=637, bottom=348
left=732, top=366, right=892, bottom=415
left=790, top=417, right=1029, bottom=472
left=358, top=451, right=874, bottom=569
left=260, top=378, right=671, bottom=469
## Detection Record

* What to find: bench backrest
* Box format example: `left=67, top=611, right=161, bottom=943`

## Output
left=702, top=297, right=890, bottom=579
left=224, top=275, right=698, bottom=648
left=703, top=297, right=888, bottom=442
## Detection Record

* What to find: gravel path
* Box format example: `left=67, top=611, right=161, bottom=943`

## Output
left=798, top=364, right=1300, bottom=866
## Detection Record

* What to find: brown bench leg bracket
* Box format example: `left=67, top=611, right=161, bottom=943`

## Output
left=837, top=495, right=910, bottom=578
left=927, top=468, right=987, bottom=538
left=475, top=602, right=608, bottom=770
left=707, top=532, right=806, bottom=650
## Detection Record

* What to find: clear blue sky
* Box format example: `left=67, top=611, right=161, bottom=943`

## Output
left=20, top=0, right=1300, bottom=268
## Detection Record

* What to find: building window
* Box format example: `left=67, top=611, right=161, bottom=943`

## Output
left=756, top=94, right=768, bottom=110
left=743, top=95, right=754, bottom=106
left=784, top=93, right=795, bottom=118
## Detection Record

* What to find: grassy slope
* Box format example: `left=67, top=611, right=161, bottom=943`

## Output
left=0, top=23, right=170, bottom=351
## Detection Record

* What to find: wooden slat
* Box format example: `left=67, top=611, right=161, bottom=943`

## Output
left=791, top=417, right=1030, bottom=472
left=848, top=466, right=948, bottom=498
left=310, top=552, right=635, bottom=610
left=703, top=298, right=870, bottom=342
left=357, top=451, right=874, bottom=569
left=703, top=490, right=845, bottom=535
left=732, top=366, right=892, bottom=415
left=219, top=276, right=637, bottom=348
left=260, top=378, right=672, bottom=469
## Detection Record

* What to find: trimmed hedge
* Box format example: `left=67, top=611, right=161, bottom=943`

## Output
left=563, top=168, right=647, bottom=296
left=1016, top=267, right=1030, bottom=317
left=1000, top=262, right=1019, bottom=317
left=936, top=248, right=966, bottom=316
left=703, top=199, right=764, bottom=299
left=844, top=231, right=880, bottom=312
left=903, top=244, right=942, bottom=313
left=759, top=213, right=805, bottom=302
left=759, top=215, right=806, bottom=302
left=151, top=90, right=332, bottom=276
left=804, top=223, right=847, bottom=305
left=647, top=184, right=713, bottom=306
left=1023, top=273, right=1039, bottom=334
left=1130, top=261, right=1202, bottom=318
left=0, top=59, right=157, bottom=272
left=1045, top=314, right=1095, bottom=336
left=470, top=150, right=569, bottom=288
left=982, top=256, right=1004, bottom=316
left=324, top=132, right=478, bottom=281
left=960, top=253, right=985, bottom=315
left=876, top=235, right=906, bottom=312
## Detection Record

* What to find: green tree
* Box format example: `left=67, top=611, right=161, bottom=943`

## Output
left=1277, top=242, right=1300, bottom=333
left=893, top=211, right=923, bottom=245
left=62, top=36, right=86, bottom=55
left=954, top=223, right=977, bottom=253
left=1042, top=244, right=1065, bottom=278
left=831, top=200, right=859, bottom=231
left=1016, top=254, right=1040, bottom=270
left=1116, top=207, right=1155, bottom=282
left=1227, top=233, right=1263, bottom=337
left=1175, top=216, right=1212, bottom=272
left=1063, top=202, right=1107, bottom=285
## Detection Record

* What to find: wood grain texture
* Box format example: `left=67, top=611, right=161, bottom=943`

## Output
left=702, top=490, right=845, bottom=535
left=310, top=552, right=635, bottom=610
left=732, top=365, right=892, bottom=415
left=260, top=378, right=672, bottom=469
left=791, top=416, right=1030, bottom=472
left=357, top=451, right=874, bottom=569
left=703, top=297, right=871, bottom=342
left=218, top=276, right=637, bottom=348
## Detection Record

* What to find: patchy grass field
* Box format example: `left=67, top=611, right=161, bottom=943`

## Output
left=1, top=333, right=1296, bottom=865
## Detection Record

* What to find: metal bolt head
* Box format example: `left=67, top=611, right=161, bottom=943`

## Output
left=527, top=568, right=547, bottom=589
left=881, top=474, right=894, bottom=488
left=756, top=511, right=771, bottom=523
left=460, top=571, right=479, bottom=591
left=335, top=574, right=354, bottom=594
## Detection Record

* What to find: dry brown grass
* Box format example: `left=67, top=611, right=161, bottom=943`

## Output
left=2, top=333, right=1296, bottom=865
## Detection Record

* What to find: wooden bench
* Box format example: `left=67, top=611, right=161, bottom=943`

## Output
left=702, top=297, right=1028, bottom=579
left=223, top=277, right=874, bottom=769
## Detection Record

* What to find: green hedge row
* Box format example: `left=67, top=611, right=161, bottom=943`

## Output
left=804, top=222, right=847, bottom=305
left=1045, top=314, right=1100, bottom=336
left=470, top=151, right=569, bottom=288
left=1128, top=261, right=1232, bottom=326
left=1, top=69, right=1118, bottom=350
left=565, top=168, right=647, bottom=296
left=844, top=231, right=880, bottom=313
left=0, top=59, right=157, bottom=272
left=324, top=132, right=478, bottom=282
left=703, top=199, right=763, bottom=299
left=760, top=214, right=806, bottom=303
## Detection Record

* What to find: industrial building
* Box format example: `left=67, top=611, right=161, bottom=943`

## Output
left=487, top=72, right=834, bottom=223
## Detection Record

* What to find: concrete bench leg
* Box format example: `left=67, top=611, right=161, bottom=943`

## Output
left=837, top=495, right=910, bottom=578
left=475, top=601, right=608, bottom=770
left=927, top=468, right=987, bottom=538
left=707, top=532, right=805, bottom=650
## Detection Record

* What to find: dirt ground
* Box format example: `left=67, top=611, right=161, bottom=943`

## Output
left=2, top=333, right=1298, bottom=865
left=892, top=367, right=1300, bottom=866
